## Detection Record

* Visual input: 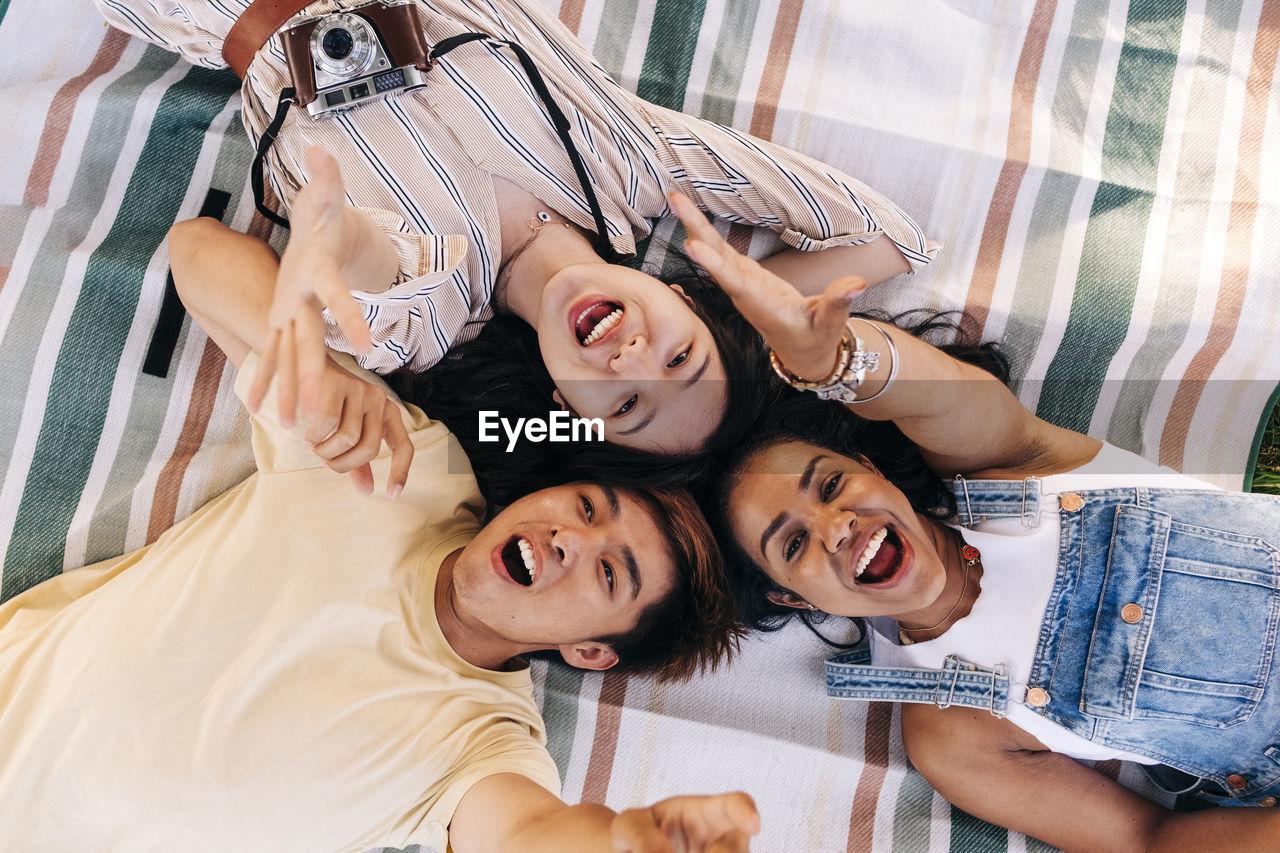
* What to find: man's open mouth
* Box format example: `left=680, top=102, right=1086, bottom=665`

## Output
left=500, top=535, right=537, bottom=586
left=854, top=526, right=903, bottom=585
left=574, top=301, right=623, bottom=346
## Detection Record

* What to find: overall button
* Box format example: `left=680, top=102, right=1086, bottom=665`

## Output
left=1259, top=797, right=1276, bottom=807
left=1227, top=774, right=1248, bottom=790
left=1060, top=493, right=1084, bottom=511
left=1026, top=687, right=1050, bottom=707
left=1121, top=603, right=1143, bottom=623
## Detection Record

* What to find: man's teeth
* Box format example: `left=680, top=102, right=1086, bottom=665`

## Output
left=855, top=527, right=888, bottom=578
left=517, top=537, right=536, bottom=582
left=580, top=307, right=622, bottom=345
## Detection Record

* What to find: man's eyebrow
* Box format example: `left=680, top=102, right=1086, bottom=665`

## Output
left=760, top=512, right=789, bottom=559
left=623, top=546, right=641, bottom=600
left=683, top=353, right=712, bottom=387
left=600, top=484, right=621, bottom=517
left=799, top=454, right=827, bottom=491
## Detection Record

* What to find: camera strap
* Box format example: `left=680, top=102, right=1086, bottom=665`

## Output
left=251, top=31, right=625, bottom=263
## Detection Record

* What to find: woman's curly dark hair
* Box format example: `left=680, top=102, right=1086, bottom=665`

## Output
left=697, top=311, right=1011, bottom=643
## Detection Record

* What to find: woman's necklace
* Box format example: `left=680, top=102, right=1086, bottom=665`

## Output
left=898, top=537, right=982, bottom=645
left=493, top=210, right=574, bottom=307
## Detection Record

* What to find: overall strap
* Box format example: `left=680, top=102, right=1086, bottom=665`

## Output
left=826, top=650, right=1013, bottom=716
left=948, top=475, right=1044, bottom=528
left=224, top=0, right=312, bottom=80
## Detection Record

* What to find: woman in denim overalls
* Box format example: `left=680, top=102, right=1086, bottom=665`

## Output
left=668, top=195, right=1280, bottom=851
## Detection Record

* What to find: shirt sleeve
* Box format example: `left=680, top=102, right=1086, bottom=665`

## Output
left=232, top=351, right=433, bottom=473
left=319, top=209, right=479, bottom=374
left=640, top=102, right=939, bottom=272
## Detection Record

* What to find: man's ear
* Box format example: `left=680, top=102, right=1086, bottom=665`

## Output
left=551, top=389, right=569, bottom=411
left=559, top=642, right=619, bottom=672
left=766, top=590, right=812, bottom=610
left=668, top=283, right=695, bottom=308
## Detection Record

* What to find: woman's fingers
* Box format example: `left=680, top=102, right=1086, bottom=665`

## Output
left=276, top=321, right=299, bottom=427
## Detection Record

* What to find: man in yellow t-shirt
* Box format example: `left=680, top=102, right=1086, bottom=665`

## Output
left=0, top=356, right=754, bottom=851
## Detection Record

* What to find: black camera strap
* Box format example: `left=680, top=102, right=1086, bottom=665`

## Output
left=251, top=31, right=624, bottom=264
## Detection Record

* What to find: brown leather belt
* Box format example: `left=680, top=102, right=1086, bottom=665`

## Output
left=223, top=0, right=313, bottom=79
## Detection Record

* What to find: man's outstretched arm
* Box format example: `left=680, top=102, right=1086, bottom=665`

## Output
left=450, top=773, right=759, bottom=853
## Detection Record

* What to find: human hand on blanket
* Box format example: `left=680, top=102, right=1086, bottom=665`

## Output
left=611, top=791, right=760, bottom=852
left=668, top=190, right=864, bottom=382
left=253, top=146, right=392, bottom=429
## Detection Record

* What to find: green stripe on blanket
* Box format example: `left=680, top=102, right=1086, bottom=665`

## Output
left=2, top=58, right=238, bottom=598
left=1039, top=6, right=1183, bottom=432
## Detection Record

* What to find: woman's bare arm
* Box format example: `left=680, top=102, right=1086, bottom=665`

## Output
left=902, top=704, right=1280, bottom=853
left=669, top=191, right=1097, bottom=476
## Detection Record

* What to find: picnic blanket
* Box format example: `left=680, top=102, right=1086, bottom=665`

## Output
left=2, top=0, right=1277, bottom=850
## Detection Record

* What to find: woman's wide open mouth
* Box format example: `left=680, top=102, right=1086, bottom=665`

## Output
left=853, top=525, right=904, bottom=585
left=573, top=300, right=623, bottom=346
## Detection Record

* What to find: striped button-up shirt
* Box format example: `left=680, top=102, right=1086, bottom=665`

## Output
left=97, top=0, right=939, bottom=373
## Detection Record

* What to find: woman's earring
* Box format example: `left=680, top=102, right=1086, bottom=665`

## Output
left=806, top=604, right=816, bottom=610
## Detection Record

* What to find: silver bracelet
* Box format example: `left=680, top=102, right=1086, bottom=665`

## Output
left=847, top=319, right=898, bottom=404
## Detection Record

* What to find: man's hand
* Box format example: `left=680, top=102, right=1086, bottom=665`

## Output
left=252, top=146, right=378, bottom=427
left=669, top=190, right=864, bottom=382
left=611, top=792, right=759, bottom=853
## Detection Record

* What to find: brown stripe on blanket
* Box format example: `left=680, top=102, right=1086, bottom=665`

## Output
left=1160, top=0, right=1280, bottom=469
left=145, top=338, right=228, bottom=544
left=964, top=0, right=1058, bottom=334
left=24, top=27, right=130, bottom=208
left=582, top=670, right=630, bottom=803
left=845, top=701, right=893, bottom=852
left=557, top=0, right=586, bottom=36
left=748, top=1, right=804, bottom=139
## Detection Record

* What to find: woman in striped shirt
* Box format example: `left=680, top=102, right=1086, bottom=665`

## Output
left=110, top=0, right=937, bottom=486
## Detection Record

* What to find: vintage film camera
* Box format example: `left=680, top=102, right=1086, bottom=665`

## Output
left=281, top=0, right=432, bottom=118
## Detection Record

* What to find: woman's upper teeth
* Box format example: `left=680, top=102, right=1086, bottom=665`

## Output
left=517, top=536, right=536, bottom=582
left=855, top=527, right=888, bottom=578
left=580, top=307, right=622, bottom=345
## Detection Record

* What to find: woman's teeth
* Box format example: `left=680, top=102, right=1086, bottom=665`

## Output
left=855, top=527, right=888, bottom=579
left=579, top=307, right=622, bottom=345
left=518, top=537, right=537, bottom=583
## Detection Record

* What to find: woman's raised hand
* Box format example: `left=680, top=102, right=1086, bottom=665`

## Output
left=249, top=146, right=374, bottom=425
left=667, top=191, right=864, bottom=382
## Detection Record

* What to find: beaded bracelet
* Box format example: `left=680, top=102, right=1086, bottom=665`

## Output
left=768, top=321, right=880, bottom=404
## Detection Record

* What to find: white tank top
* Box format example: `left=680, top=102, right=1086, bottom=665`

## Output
left=869, top=443, right=1217, bottom=763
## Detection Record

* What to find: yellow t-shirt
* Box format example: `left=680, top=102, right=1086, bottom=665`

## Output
left=0, top=358, right=561, bottom=852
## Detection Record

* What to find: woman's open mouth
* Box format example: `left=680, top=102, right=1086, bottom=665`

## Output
left=498, top=535, right=537, bottom=586
left=853, top=526, right=904, bottom=585
left=573, top=300, right=623, bottom=346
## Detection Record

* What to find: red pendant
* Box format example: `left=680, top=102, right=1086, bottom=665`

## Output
left=961, top=544, right=981, bottom=563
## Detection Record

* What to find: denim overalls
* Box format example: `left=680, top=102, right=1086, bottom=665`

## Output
left=826, top=478, right=1280, bottom=804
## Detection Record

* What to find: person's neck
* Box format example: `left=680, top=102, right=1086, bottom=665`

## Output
left=894, top=521, right=982, bottom=642
left=495, top=222, right=604, bottom=329
left=434, top=549, right=532, bottom=671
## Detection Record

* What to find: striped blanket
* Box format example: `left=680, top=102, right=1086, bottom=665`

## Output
left=2, top=1, right=1277, bottom=850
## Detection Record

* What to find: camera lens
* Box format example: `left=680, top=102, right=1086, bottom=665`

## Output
left=321, top=27, right=354, bottom=60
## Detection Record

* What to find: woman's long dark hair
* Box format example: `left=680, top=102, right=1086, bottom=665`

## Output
left=385, top=270, right=783, bottom=506
left=698, top=311, right=1011, bottom=642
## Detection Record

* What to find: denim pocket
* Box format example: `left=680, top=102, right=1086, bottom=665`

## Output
left=1081, top=505, right=1280, bottom=727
